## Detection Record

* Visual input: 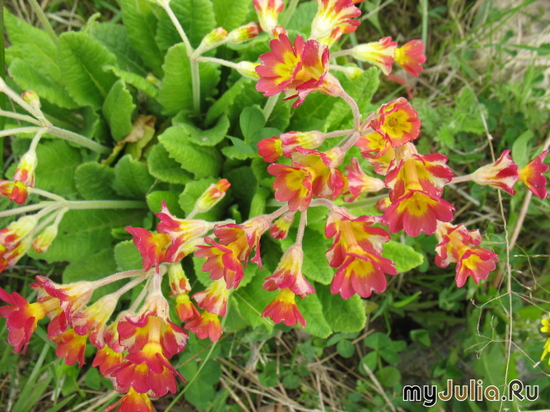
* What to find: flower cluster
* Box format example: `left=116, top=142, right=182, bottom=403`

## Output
left=0, top=0, right=548, bottom=410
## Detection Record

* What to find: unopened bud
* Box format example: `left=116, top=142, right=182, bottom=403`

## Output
left=14, top=150, right=38, bottom=187
left=32, top=224, right=59, bottom=253
left=22, top=90, right=41, bottom=110
left=193, top=179, right=231, bottom=215
left=168, top=262, right=191, bottom=294
left=227, top=22, right=262, bottom=43
left=235, top=61, right=260, bottom=80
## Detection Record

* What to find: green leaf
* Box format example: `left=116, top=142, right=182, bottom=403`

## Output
left=364, top=332, right=392, bottom=350
left=379, top=348, right=401, bottom=365
left=222, top=136, right=257, bottom=160
left=4, top=11, right=62, bottom=85
left=179, top=177, right=231, bottom=221
left=103, top=80, right=136, bottom=141
left=156, top=0, right=216, bottom=51
left=8, top=58, right=78, bottom=109
left=359, top=352, right=378, bottom=374
left=337, top=340, right=355, bottom=358
left=213, top=0, right=251, bottom=31
left=75, top=162, right=122, bottom=200
left=146, top=191, right=184, bottom=215
left=317, top=284, right=366, bottom=332
left=28, top=209, right=145, bottom=263
left=35, top=139, right=82, bottom=197
left=281, top=228, right=333, bottom=285
left=381, top=241, right=424, bottom=273
left=147, top=144, right=193, bottom=184
left=158, top=44, right=220, bottom=115
left=119, top=0, right=164, bottom=76
left=225, top=166, right=258, bottom=219
left=290, top=92, right=336, bottom=131
left=181, top=115, right=229, bottom=146
left=63, top=248, right=122, bottom=299
left=511, top=130, right=534, bottom=168
left=376, top=366, right=401, bottom=387
left=234, top=269, right=275, bottom=331
left=205, top=77, right=248, bottom=125
left=240, top=106, right=266, bottom=142
left=91, top=22, right=147, bottom=75
left=410, top=329, right=432, bottom=348
left=103, top=65, right=159, bottom=98
left=297, top=293, right=332, bottom=338
left=113, top=154, right=155, bottom=198
left=159, top=125, right=222, bottom=178
left=114, top=240, right=143, bottom=271
left=57, top=31, right=119, bottom=109
left=286, top=2, right=317, bottom=35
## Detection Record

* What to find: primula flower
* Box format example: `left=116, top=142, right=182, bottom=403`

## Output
left=32, top=224, right=58, bottom=253
left=385, top=190, right=455, bottom=237
left=263, top=245, right=315, bottom=297
left=256, top=34, right=343, bottom=107
left=270, top=211, right=296, bottom=240
left=174, top=293, right=200, bottom=322
left=344, top=157, right=386, bottom=202
left=394, top=40, right=426, bottom=77
left=125, top=226, right=172, bottom=272
left=185, top=310, right=223, bottom=342
left=195, top=237, right=244, bottom=289
left=331, top=252, right=397, bottom=299
left=51, top=328, right=88, bottom=366
left=267, top=163, right=314, bottom=212
left=470, top=150, right=518, bottom=195
left=258, top=136, right=283, bottom=162
left=93, top=323, right=125, bottom=375
left=71, top=294, right=119, bottom=347
left=262, top=288, right=306, bottom=327
left=105, top=387, right=155, bottom=412
left=193, top=279, right=229, bottom=316
left=435, top=222, right=498, bottom=287
left=518, top=150, right=548, bottom=199
left=0, top=180, right=29, bottom=205
left=0, top=215, right=37, bottom=250
left=351, top=37, right=397, bottom=75
left=310, top=0, right=362, bottom=45
left=167, top=262, right=191, bottom=295
left=0, top=287, right=60, bottom=352
left=192, top=179, right=231, bottom=215
left=254, top=0, right=284, bottom=35
left=34, top=275, right=95, bottom=319
left=280, top=131, right=326, bottom=157
left=370, top=97, right=421, bottom=147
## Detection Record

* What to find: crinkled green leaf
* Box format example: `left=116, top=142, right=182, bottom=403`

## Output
left=159, top=125, right=222, bottom=178
left=240, top=106, right=266, bottom=142
left=146, top=190, right=185, bottom=216
left=103, top=65, right=159, bottom=98
left=114, top=240, right=143, bottom=271
left=158, top=43, right=220, bottom=115
left=63, top=248, right=123, bottom=299
left=57, top=31, right=119, bottom=109
left=35, top=139, right=82, bottom=197
left=28, top=209, right=146, bottom=263
left=511, top=130, right=534, bottom=168
left=103, top=80, right=136, bottom=141
left=181, top=115, right=229, bottom=146
left=222, top=136, right=256, bottom=160
left=91, top=22, right=147, bottom=75
left=225, top=166, right=258, bottom=219
left=156, top=0, right=216, bottom=51
left=286, top=2, right=317, bottom=36
left=213, top=0, right=251, bottom=31
left=147, top=144, right=193, bottom=184
left=205, top=77, right=248, bottom=125
left=119, top=0, right=164, bottom=76
left=227, top=80, right=265, bottom=126
left=290, top=92, right=336, bottom=131
left=317, top=284, right=366, bottom=332
left=113, top=154, right=155, bottom=198
left=75, top=162, right=122, bottom=200
left=381, top=240, right=424, bottom=273
left=8, top=58, right=78, bottom=109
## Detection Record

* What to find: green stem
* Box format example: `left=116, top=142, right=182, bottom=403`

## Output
left=190, top=59, right=201, bottom=116
left=0, top=0, right=5, bottom=172
left=48, top=126, right=111, bottom=153
left=198, top=56, right=240, bottom=70
left=0, top=78, right=47, bottom=121
left=340, top=90, right=362, bottom=131
left=65, top=200, right=147, bottom=210
left=161, top=1, right=193, bottom=53
left=0, top=201, right=56, bottom=218
left=263, top=94, right=279, bottom=121
left=420, top=0, right=428, bottom=51
left=0, top=110, right=42, bottom=126
left=279, top=0, right=299, bottom=27
left=0, top=126, right=43, bottom=138
left=331, top=50, right=352, bottom=59
left=28, top=0, right=58, bottom=44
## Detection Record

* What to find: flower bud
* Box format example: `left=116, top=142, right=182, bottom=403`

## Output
left=32, top=224, right=58, bottom=253
left=235, top=61, right=260, bottom=80
left=351, top=37, right=397, bottom=75
left=227, top=22, right=261, bottom=44
left=22, top=90, right=41, bottom=110
left=193, top=179, right=231, bottom=215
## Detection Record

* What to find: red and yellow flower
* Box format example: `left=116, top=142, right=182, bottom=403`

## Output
left=369, top=97, right=421, bottom=147
left=344, top=157, right=386, bottom=202
left=253, top=0, right=284, bottom=35
left=518, top=150, right=548, bottom=199
left=105, top=387, right=155, bottom=412
left=195, top=236, right=245, bottom=289
left=192, top=179, right=231, bottom=215
left=268, top=163, right=314, bottom=212
left=310, top=0, right=362, bottom=45
left=263, top=245, right=315, bottom=298
left=270, top=211, right=296, bottom=240
left=258, top=136, right=283, bottom=163
left=394, top=40, right=426, bottom=77
left=185, top=309, right=223, bottom=342
left=470, top=150, right=518, bottom=195
left=126, top=226, right=172, bottom=273
left=193, top=279, right=229, bottom=316
left=351, top=37, right=397, bottom=75
left=262, top=288, right=306, bottom=327
left=0, top=180, right=29, bottom=205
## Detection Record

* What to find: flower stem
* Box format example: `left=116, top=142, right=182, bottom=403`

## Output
left=340, top=90, right=362, bottom=131
left=263, top=94, right=279, bottom=121
left=295, top=210, right=308, bottom=246
left=279, top=0, right=299, bottom=27
left=0, top=127, right=42, bottom=138
left=65, top=200, right=147, bottom=210
left=28, top=0, right=58, bottom=44
left=48, top=126, right=111, bottom=154
left=198, top=56, right=241, bottom=70
left=190, top=59, right=201, bottom=116
left=450, top=175, right=473, bottom=184
left=0, top=110, right=42, bottom=126
left=331, top=50, right=352, bottom=59
left=0, top=201, right=56, bottom=218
